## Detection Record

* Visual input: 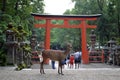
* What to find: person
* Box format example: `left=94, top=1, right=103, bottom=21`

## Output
left=51, top=60, right=56, bottom=69
left=74, top=50, right=82, bottom=69
left=50, top=44, right=58, bottom=69
left=66, top=54, right=70, bottom=68
left=69, top=54, right=74, bottom=69
left=61, top=59, right=66, bottom=68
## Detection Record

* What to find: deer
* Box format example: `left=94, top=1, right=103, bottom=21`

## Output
left=37, top=43, right=72, bottom=75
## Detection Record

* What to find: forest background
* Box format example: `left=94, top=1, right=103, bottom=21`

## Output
left=0, top=0, right=120, bottom=50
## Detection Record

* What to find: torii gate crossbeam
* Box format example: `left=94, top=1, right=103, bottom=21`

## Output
left=31, top=13, right=101, bottom=64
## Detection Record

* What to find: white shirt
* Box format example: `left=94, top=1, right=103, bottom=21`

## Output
left=74, top=51, right=82, bottom=59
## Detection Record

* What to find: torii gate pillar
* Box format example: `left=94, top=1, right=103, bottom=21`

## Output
left=31, top=13, right=101, bottom=64
left=45, top=19, right=51, bottom=49
left=81, top=20, right=88, bottom=64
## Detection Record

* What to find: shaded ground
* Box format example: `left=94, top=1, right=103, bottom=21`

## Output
left=31, top=61, right=119, bottom=69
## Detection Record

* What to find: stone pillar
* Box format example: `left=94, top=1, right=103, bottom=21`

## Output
left=5, top=23, right=16, bottom=65
left=89, top=29, right=96, bottom=51
left=30, top=30, right=37, bottom=51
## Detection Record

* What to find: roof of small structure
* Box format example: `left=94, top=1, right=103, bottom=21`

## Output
left=108, top=40, right=116, bottom=44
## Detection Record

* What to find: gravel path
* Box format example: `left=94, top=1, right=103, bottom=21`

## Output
left=1, top=68, right=120, bottom=80
left=0, top=64, right=120, bottom=80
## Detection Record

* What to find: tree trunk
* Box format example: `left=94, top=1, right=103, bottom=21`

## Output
left=1, top=0, right=6, bottom=13
left=15, top=1, right=19, bottom=15
left=117, top=14, right=120, bottom=36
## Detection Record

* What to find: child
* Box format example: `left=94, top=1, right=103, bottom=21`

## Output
left=69, top=54, right=74, bottom=69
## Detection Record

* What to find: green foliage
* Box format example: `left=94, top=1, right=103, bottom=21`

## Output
left=0, top=43, right=7, bottom=66
left=116, top=38, right=120, bottom=45
left=34, top=28, right=45, bottom=42
left=51, top=28, right=81, bottom=49
left=23, top=44, right=32, bottom=53
left=0, top=50, right=6, bottom=66
left=63, top=0, right=120, bottom=46
left=0, top=0, right=45, bottom=42
left=0, top=0, right=44, bottom=67
left=15, top=61, right=27, bottom=71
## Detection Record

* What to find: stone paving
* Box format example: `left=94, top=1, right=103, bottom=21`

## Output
left=0, top=63, right=120, bottom=80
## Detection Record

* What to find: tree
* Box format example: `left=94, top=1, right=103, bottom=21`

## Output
left=0, top=0, right=45, bottom=65
left=67, top=0, right=120, bottom=45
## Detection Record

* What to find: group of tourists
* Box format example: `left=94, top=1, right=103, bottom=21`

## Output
left=51, top=49, right=82, bottom=69
left=66, top=50, right=82, bottom=69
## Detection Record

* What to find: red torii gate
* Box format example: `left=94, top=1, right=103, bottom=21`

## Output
left=31, top=13, right=101, bottom=64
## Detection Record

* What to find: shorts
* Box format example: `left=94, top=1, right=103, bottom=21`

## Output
left=75, top=59, right=81, bottom=63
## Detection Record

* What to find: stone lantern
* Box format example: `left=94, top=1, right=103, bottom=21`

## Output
left=103, top=44, right=109, bottom=63
left=5, top=23, right=17, bottom=65
left=107, top=38, right=116, bottom=56
left=89, top=30, right=104, bottom=63
left=30, top=30, right=37, bottom=51
left=107, top=38, right=116, bottom=65
left=115, top=46, right=120, bottom=65
left=89, top=29, right=96, bottom=51
left=30, top=30, right=38, bottom=63
left=107, top=38, right=116, bottom=48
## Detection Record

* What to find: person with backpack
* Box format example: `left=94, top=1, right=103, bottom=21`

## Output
left=74, top=50, right=82, bottom=69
